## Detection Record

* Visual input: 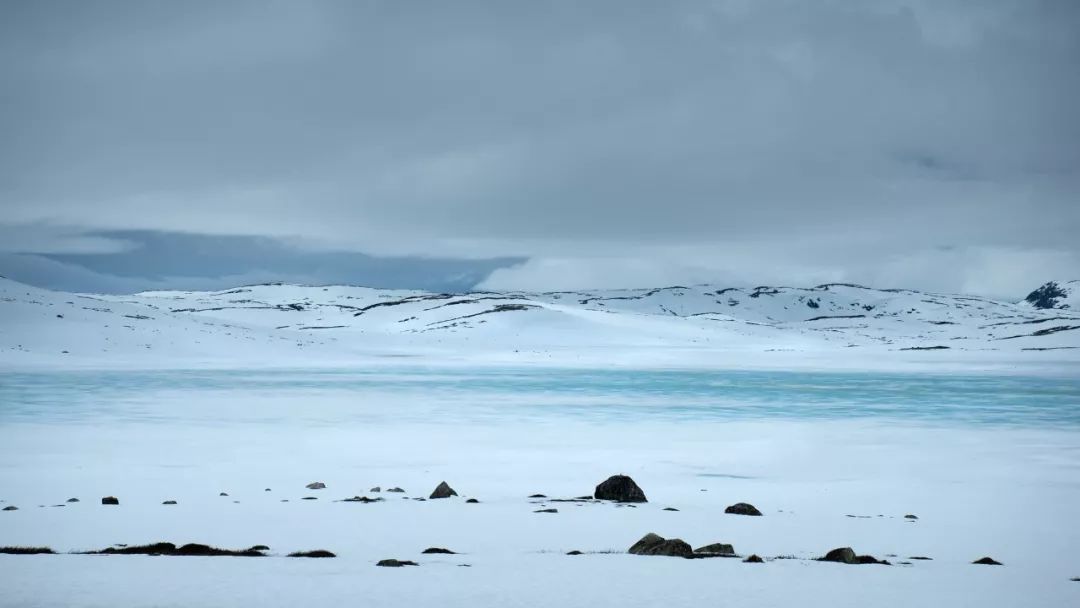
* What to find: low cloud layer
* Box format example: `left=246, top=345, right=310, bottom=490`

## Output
left=1, top=1, right=1077, bottom=297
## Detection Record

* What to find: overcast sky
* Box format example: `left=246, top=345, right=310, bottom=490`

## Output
left=1, top=0, right=1077, bottom=297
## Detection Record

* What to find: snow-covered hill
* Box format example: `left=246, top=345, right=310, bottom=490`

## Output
left=2, top=276, right=1078, bottom=371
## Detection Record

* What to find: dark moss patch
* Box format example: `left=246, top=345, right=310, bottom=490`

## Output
left=0, top=546, right=55, bottom=554
left=87, top=542, right=265, bottom=557
left=288, top=550, right=336, bottom=558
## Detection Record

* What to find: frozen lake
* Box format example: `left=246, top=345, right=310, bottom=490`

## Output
left=1, top=366, right=1079, bottom=607
left=2, top=366, right=1078, bottom=426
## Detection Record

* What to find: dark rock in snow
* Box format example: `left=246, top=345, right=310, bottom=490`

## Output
left=343, top=495, right=383, bottom=503
left=377, top=558, right=418, bottom=567
left=219, top=492, right=229, bottom=497
left=288, top=549, right=336, bottom=558
left=305, top=482, right=326, bottom=490
left=101, top=496, right=119, bottom=505
left=301, top=496, right=317, bottom=500
left=422, top=547, right=456, bottom=554
left=466, top=498, right=479, bottom=504
left=430, top=481, right=458, bottom=499
left=2, top=506, right=17, bottom=511
left=162, top=500, right=177, bottom=505
left=387, top=487, right=406, bottom=493
left=594, top=475, right=647, bottom=503
left=724, top=502, right=762, bottom=516
left=973, top=557, right=1003, bottom=565
left=534, top=508, right=558, bottom=513
left=264, top=488, right=272, bottom=492
left=662, top=507, right=679, bottom=512
left=909, top=556, right=933, bottom=560
left=818, top=547, right=887, bottom=565
left=743, top=554, right=764, bottom=563
left=904, top=514, right=918, bottom=520
left=694, top=543, right=735, bottom=556
left=66, top=498, right=79, bottom=503
left=370, top=486, right=381, bottom=493
left=567, top=550, right=583, bottom=555
left=248, top=545, right=270, bottom=552
left=528, top=494, right=547, bottom=498
left=627, top=533, right=693, bottom=557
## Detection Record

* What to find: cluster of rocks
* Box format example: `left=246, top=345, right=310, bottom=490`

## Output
left=628, top=533, right=741, bottom=560
left=818, top=547, right=889, bottom=565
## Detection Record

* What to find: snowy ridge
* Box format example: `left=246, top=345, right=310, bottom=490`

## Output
left=2, top=277, right=1079, bottom=370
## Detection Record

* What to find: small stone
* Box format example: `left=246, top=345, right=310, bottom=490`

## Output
left=370, top=486, right=381, bottom=493
left=594, top=475, right=647, bottom=503
left=66, top=498, right=79, bottom=503
left=724, top=502, right=762, bottom=516
left=101, top=496, right=119, bottom=505
left=662, top=507, right=679, bottom=512
left=387, top=487, right=406, bottom=493
left=430, top=481, right=457, bottom=499
left=909, top=556, right=933, bottom=560
left=466, top=498, right=479, bottom=504
left=219, top=492, right=229, bottom=497
left=743, top=554, right=764, bottom=563
left=904, top=514, right=918, bottom=520
left=301, top=496, right=317, bottom=500
left=264, top=488, right=272, bottom=492
left=534, top=508, right=558, bottom=513
left=528, top=494, right=547, bottom=498
left=2, top=506, right=17, bottom=511
left=377, top=559, right=418, bottom=567
left=305, top=482, right=326, bottom=490
left=973, top=557, right=1002, bottom=565
left=567, top=550, right=583, bottom=555
left=162, top=500, right=177, bottom=505
left=422, top=547, right=456, bottom=554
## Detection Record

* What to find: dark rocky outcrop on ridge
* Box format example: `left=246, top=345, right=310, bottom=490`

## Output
left=594, top=475, right=647, bottom=502
left=0, top=546, right=55, bottom=554
left=973, top=556, right=1003, bottom=565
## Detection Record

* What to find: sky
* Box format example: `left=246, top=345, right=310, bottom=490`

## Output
left=1, top=0, right=1077, bottom=298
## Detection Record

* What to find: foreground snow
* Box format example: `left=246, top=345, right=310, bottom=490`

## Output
left=1, top=277, right=1079, bottom=373
left=1, top=418, right=1078, bottom=607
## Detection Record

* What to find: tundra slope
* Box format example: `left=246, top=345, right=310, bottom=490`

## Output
left=1, top=276, right=1077, bottom=371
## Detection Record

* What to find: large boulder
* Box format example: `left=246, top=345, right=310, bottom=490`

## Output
left=627, top=533, right=693, bottom=557
left=694, top=543, right=735, bottom=556
left=724, top=502, right=762, bottom=516
left=430, top=481, right=458, bottom=499
left=305, top=482, right=326, bottom=490
left=973, top=557, right=1002, bottom=565
left=101, top=496, right=119, bottom=505
left=594, top=475, right=647, bottom=503
left=818, top=547, right=887, bottom=565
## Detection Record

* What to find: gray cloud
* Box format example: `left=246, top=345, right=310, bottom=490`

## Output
left=1, top=0, right=1077, bottom=296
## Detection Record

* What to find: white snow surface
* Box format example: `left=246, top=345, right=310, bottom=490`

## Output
left=2, top=416, right=1079, bottom=607
left=2, top=277, right=1080, bottom=373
